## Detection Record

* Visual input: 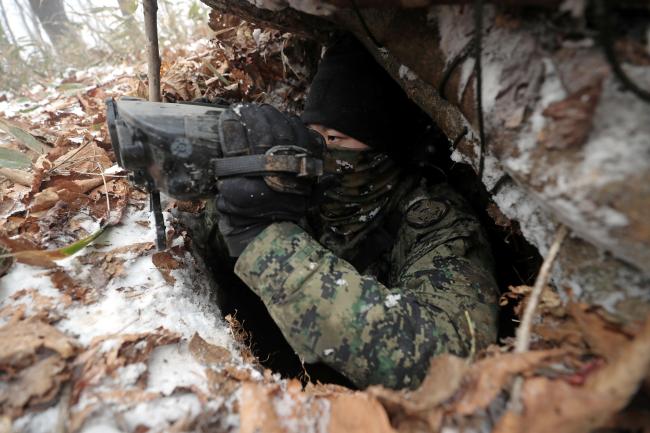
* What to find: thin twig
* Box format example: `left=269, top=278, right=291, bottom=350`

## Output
left=143, top=0, right=161, bottom=102
left=514, top=225, right=568, bottom=354
left=465, top=310, right=476, bottom=362
left=47, top=140, right=91, bottom=173
left=509, top=224, right=569, bottom=412
left=96, top=162, right=111, bottom=217
left=55, top=382, right=71, bottom=433
left=0, top=167, right=34, bottom=186
left=54, top=170, right=127, bottom=178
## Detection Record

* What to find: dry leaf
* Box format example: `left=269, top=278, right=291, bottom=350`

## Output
left=29, top=189, right=60, bottom=214
left=494, top=317, right=650, bottom=433
left=486, top=202, right=512, bottom=229
left=566, top=303, right=635, bottom=361
left=328, top=393, right=397, bottom=433
left=0, top=416, right=10, bottom=433
left=539, top=80, right=602, bottom=150
left=0, top=303, right=26, bottom=324
left=188, top=333, right=231, bottom=366
left=239, top=383, right=288, bottom=433
left=152, top=250, right=182, bottom=285
left=206, top=368, right=239, bottom=395
left=4, top=288, right=65, bottom=322
left=0, top=167, right=33, bottom=186
left=0, top=355, right=69, bottom=418
left=454, top=349, right=565, bottom=415
left=368, top=354, right=467, bottom=432
left=240, top=380, right=337, bottom=433
left=78, top=242, right=154, bottom=286
left=0, top=319, right=77, bottom=368
left=50, top=268, right=92, bottom=303
left=0, top=319, right=77, bottom=418
left=30, top=177, right=104, bottom=212
left=73, top=328, right=180, bottom=403
left=500, top=284, right=564, bottom=317
left=52, top=142, right=112, bottom=173
left=223, top=365, right=253, bottom=381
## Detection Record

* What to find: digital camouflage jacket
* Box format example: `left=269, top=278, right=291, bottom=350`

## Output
left=234, top=179, right=499, bottom=389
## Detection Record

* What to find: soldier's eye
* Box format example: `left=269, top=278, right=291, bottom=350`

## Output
left=327, top=135, right=339, bottom=142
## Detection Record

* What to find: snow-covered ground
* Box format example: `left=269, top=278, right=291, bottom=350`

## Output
left=2, top=205, right=251, bottom=432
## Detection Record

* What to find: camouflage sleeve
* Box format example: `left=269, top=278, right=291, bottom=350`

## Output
left=234, top=184, right=499, bottom=389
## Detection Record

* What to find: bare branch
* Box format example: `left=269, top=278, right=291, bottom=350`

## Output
left=514, top=224, right=569, bottom=354
left=509, top=224, right=569, bottom=412
left=143, top=0, right=161, bottom=102
left=0, top=0, right=17, bottom=45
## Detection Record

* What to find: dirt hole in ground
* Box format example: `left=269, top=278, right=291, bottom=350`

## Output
left=181, top=120, right=542, bottom=389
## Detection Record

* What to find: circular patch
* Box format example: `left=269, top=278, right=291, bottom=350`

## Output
left=406, top=198, right=449, bottom=228
left=170, top=138, right=192, bottom=158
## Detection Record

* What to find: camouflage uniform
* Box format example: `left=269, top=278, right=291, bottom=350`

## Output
left=233, top=169, right=499, bottom=389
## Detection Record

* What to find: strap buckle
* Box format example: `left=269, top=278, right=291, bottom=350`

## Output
left=212, top=145, right=323, bottom=178
left=265, top=145, right=323, bottom=178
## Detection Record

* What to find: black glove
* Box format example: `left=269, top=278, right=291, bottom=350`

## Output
left=219, top=103, right=324, bottom=195
left=215, top=104, right=324, bottom=257
left=219, top=103, right=323, bottom=158
left=216, top=177, right=309, bottom=256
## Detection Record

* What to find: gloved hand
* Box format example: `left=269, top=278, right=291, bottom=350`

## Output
left=220, top=103, right=320, bottom=152
left=216, top=177, right=308, bottom=256
left=215, top=104, right=324, bottom=256
left=219, top=103, right=324, bottom=195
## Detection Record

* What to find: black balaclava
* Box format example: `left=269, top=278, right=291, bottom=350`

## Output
left=301, top=35, right=427, bottom=164
left=302, top=35, right=427, bottom=254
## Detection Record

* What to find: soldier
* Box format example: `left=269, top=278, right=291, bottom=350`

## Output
left=211, top=36, right=499, bottom=389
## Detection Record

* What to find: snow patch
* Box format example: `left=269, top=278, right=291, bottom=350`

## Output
left=0, top=264, right=61, bottom=307
left=433, top=6, right=475, bottom=64
left=147, top=344, right=209, bottom=395
left=492, top=181, right=555, bottom=255
left=115, top=362, right=148, bottom=387
left=458, top=58, right=476, bottom=101
left=384, top=294, right=401, bottom=308
left=505, top=57, right=567, bottom=175
left=479, top=61, right=502, bottom=115
left=398, top=65, right=418, bottom=81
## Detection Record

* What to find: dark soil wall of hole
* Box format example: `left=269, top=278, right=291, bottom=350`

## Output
left=182, top=120, right=543, bottom=388
left=425, top=123, right=543, bottom=341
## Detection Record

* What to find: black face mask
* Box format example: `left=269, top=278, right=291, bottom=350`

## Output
left=316, top=148, right=401, bottom=238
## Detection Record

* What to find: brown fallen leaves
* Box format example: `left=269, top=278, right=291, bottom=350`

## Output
left=539, top=79, right=603, bottom=150
left=0, top=288, right=69, bottom=325
left=49, top=268, right=92, bottom=304
left=366, top=349, right=567, bottom=432
left=495, top=317, right=650, bottom=433
left=188, top=333, right=231, bottom=366
left=152, top=249, right=183, bottom=285
left=239, top=380, right=396, bottom=433
left=362, top=290, right=650, bottom=433
left=188, top=333, right=250, bottom=397
left=78, top=241, right=154, bottom=287
left=157, top=13, right=317, bottom=112
left=0, top=319, right=78, bottom=418
left=72, top=328, right=181, bottom=403
left=229, top=285, right=650, bottom=433
left=0, top=72, right=132, bottom=274
left=67, top=328, right=182, bottom=432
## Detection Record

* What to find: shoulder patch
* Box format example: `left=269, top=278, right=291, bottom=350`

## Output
left=405, top=198, right=449, bottom=228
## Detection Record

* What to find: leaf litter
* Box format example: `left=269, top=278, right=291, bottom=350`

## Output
left=0, top=11, right=648, bottom=433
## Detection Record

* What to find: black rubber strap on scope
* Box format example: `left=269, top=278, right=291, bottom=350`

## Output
left=213, top=154, right=323, bottom=178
